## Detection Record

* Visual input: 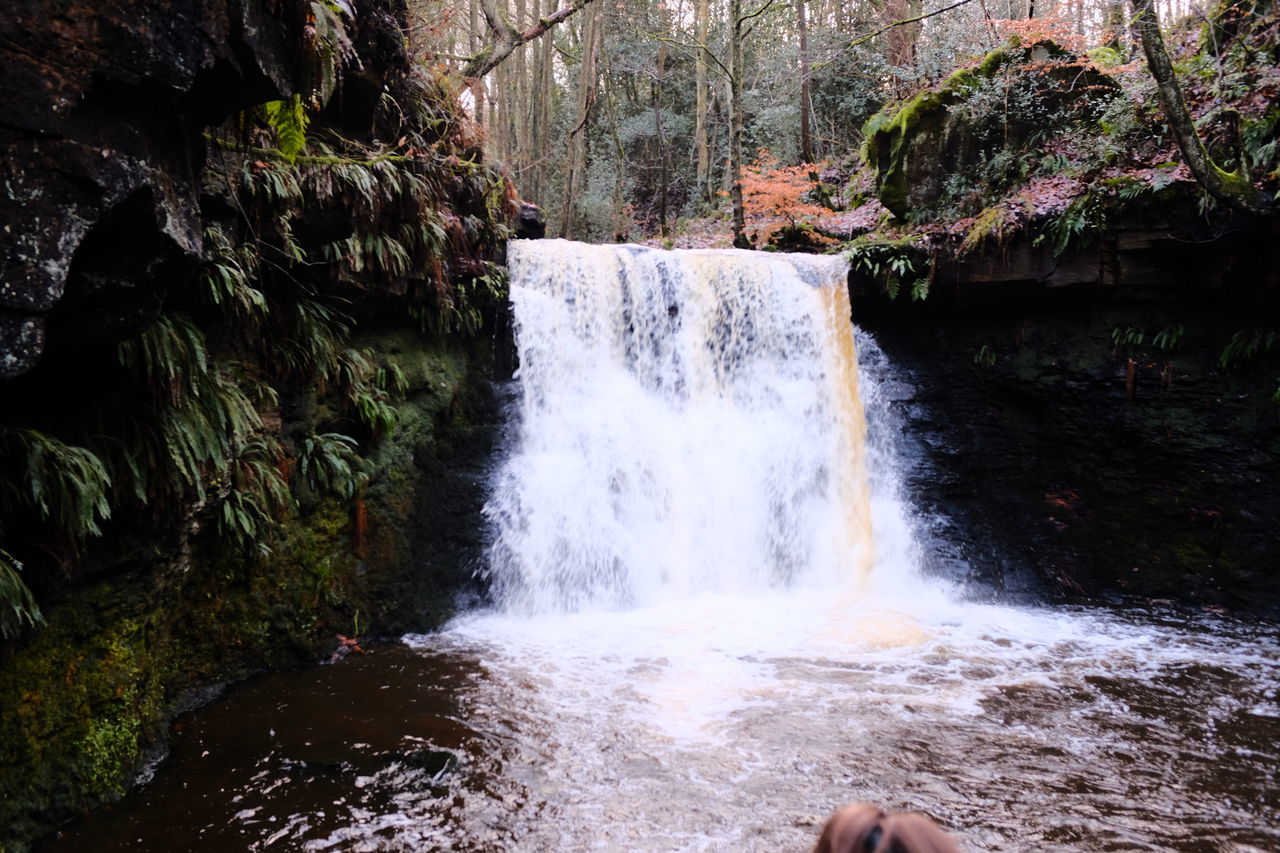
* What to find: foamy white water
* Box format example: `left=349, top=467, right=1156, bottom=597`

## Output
left=484, top=239, right=917, bottom=612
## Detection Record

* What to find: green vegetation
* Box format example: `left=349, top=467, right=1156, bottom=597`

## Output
left=0, top=550, right=42, bottom=639
left=845, top=236, right=929, bottom=300
left=0, top=2, right=515, bottom=842
left=1219, top=329, right=1279, bottom=369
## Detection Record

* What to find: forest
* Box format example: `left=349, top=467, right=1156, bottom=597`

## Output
left=417, top=0, right=1276, bottom=243
left=0, top=0, right=1277, bottom=850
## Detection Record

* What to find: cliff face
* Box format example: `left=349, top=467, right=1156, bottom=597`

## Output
left=853, top=213, right=1280, bottom=615
left=0, top=0, right=301, bottom=377
left=0, top=2, right=510, bottom=848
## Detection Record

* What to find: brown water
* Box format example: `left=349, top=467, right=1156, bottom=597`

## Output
left=45, top=602, right=1280, bottom=852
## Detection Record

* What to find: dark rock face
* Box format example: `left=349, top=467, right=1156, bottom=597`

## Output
left=0, top=0, right=299, bottom=377
left=515, top=201, right=548, bottom=239
left=853, top=214, right=1280, bottom=615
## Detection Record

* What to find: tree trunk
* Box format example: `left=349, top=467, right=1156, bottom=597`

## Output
left=798, top=0, right=814, bottom=163
left=559, top=5, right=602, bottom=238
left=1129, top=0, right=1268, bottom=215
left=514, top=0, right=528, bottom=178
left=728, top=0, right=748, bottom=247
left=1102, top=0, right=1126, bottom=54
left=533, top=0, right=555, bottom=202
left=607, top=64, right=628, bottom=240
left=654, top=45, right=669, bottom=238
left=694, top=0, right=711, bottom=206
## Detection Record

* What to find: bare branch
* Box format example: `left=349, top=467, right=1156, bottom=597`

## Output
left=846, top=0, right=979, bottom=50
left=464, top=0, right=602, bottom=79
left=653, top=34, right=733, bottom=79
left=738, top=0, right=780, bottom=27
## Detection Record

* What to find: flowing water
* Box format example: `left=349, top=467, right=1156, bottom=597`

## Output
left=48, top=241, right=1279, bottom=852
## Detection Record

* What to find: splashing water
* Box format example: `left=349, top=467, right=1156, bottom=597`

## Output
left=49, top=241, right=1280, bottom=852
left=484, top=240, right=887, bottom=612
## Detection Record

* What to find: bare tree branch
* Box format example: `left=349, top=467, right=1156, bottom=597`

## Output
left=846, top=0, right=978, bottom=50
left=464, top=0, right=602, bottom=79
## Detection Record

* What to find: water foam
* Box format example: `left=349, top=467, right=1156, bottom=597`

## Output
left=485, top=239, right=934, bottom=616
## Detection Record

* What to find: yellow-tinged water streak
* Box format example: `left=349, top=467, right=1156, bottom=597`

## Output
left=819, top=281, right=876, bottom=590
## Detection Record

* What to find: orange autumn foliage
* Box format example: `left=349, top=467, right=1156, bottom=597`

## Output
left=737, top=151, right=831, bottom=244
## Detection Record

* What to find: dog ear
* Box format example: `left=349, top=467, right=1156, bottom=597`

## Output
left=877, top=812, right=961, bottom=853
left=814, top=803, right=885, bottom=853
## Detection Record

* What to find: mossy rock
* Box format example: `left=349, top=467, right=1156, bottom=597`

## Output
left=861, top=40, right=1120, bottom=220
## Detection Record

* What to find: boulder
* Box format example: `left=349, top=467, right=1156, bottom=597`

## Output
left=862, top=40, right=1119, bottom=220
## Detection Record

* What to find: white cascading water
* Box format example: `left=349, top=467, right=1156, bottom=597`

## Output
left=484, top=239, right=920, bottom=614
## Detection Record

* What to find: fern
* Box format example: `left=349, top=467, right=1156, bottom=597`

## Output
left=1112, top=326, right=1146, bottom=347
left=215, top=436, right=291, bottom=557
left=263, top=95, right=310, bottom=163
left=354, top=390, right=398, bottom=434
left=299, top=432, right=367, bottom=499
left=335, top=348, right=376, bottom=408
left=1036, top=193, right=1108, bottom=255
left=376, top=362, right=409, bottom=397
left=1219, top=329, right=1279, bottom=369
left=272, top=297, right=351, bottom=383
left=304, top=0, right=358, bottom=109
left=0, top=429, right=112, bottom=541
left=118, top=313, right=208, bottom=405
left=0, top=549, right=42, bottom=639
left=845, top=240, right=921, bottom=302
left=160, top=373, right=261, bottom=502
left=200, top=227, right=268, bottom=322
left=1152, top=324, right=1184, bottom=352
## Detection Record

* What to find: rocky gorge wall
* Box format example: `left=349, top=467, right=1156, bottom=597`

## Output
left=852, top=211, right=1280, bottom=616
left=0, top=2, right=511, bottom=849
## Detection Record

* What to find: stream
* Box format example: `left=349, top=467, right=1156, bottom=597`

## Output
left=46, top=241, right=1280, bottom=852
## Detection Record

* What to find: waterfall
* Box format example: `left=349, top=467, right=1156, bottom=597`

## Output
left=484, top=239, right=920, bottom=615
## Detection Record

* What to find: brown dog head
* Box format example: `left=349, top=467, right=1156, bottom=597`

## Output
left=815, top=803, right=961, bottom=853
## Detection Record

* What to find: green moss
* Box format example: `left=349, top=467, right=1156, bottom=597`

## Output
left=960, top=205, right=1011, bottom=254
left=861, top=87, right=950, bottom=218
left=860, top=40, right=1118, bottom=220
left=77, top=709, right=143, bottom=798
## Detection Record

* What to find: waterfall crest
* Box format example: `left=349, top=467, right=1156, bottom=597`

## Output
left=485, top=240, right=896, bottom=614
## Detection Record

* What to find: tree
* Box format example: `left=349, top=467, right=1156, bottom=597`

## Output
left=693, top=0, right=713, bottom=206
left=797, top=0, right=814, bottom=163
left=558, top=3, right=603, bottom=237
left=1129, top=0, right=1269, bottom=215
left=728, top=0, right=780, bottom=248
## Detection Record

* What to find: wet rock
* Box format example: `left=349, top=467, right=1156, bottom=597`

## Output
left=0, top=0, right=301, bottom=376
left=0, top=312, right=45, bottom=378
left=852, top=211, right=1280, bottom=615
left=516, top=201, right=548, bottom=239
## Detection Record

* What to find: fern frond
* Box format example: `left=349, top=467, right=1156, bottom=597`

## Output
left=1, top=429, right=112, bottom=540
left=263, top=96, right=310, bottom=163
left=0, top=549, right=43, bottom=639
left=299, top=432, right=367, bottom=499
